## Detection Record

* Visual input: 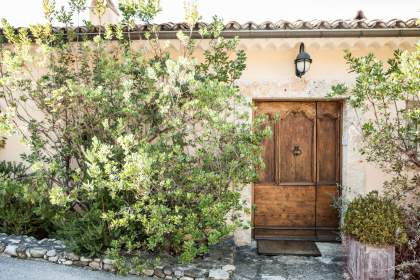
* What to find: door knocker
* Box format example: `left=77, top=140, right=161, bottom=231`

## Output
left=292, top=145, right=302, bottom=156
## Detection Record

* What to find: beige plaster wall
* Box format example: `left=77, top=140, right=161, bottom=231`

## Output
left=232, top=37, right=418, bottom=246
left=0, top=36, right=417, bottom=246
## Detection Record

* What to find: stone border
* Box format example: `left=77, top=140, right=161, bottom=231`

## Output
left=0, top=233, right=236, bottom=280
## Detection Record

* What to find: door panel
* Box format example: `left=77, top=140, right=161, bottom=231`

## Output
left=316, top=185, right=339, bottom=240
left=254, top=101, right=341, bottom=242
left=317, top=102, right=340, bottom=184
left=276, top=102, right=316, bottom=184
left=316, top=185, right=339, bottom=227
left=254, top=228, right=316, bottom=239
left=315, top=102, right=341, bottom=240
left=260, top=116, right=276, bottom=183
left=254, top=184, right=316, bottom=238
left=255, top=103, right=277, bottom=183
left=254, top=185, right=315, bottom=226
left=277, top=115, right=315, bottom=182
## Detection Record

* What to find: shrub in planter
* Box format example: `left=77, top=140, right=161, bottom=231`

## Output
left=343, top=191, right=408, bottom=280
left=330, top=45, right=419, bottom=279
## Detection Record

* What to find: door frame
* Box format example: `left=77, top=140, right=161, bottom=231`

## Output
left=251, top=98, right=344, bottom=241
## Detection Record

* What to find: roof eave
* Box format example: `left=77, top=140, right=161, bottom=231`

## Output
left=157, top=28, right=420, bottom=39
left=1, top=28, right=419, bottom=42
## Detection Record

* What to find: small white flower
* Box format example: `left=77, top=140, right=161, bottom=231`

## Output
left=165, top=59, right=178, bottom=75
left=146, top=67, right=157, bottom=80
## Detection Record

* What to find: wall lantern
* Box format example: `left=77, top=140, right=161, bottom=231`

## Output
left=295, top=43, right=312, bottom=78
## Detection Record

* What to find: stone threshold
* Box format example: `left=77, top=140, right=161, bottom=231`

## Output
left=0, top=233, right=236, bottom=280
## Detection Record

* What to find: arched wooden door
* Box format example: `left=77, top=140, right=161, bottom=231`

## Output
left=253, top=101, right=341, bottom=241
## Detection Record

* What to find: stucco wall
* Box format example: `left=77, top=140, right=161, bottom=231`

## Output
left=0, top=36, right=417, bottom=246
left=232, top=37, right=417, bottom=246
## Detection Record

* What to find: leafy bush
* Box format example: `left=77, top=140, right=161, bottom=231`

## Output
left=330, top=43, right=419, bottom=279
left=0, top=0, right=268, bottom=264
left=395, top=206, right=420, bottom=280
left=343, top=191, right=407, bottom=246
left=0, top=161, right=57, bottom=237
left=56, top=208, right=109, bottom=257
left=53, top=132, right=261, bottom=262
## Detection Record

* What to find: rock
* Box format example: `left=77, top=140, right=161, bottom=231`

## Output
left=197, top=261, right=218, bottom=270
left=103, top=263, right=115, bottom=272
left=143, top=269, right=155, bottom=276
left=64, top=252, right=80, bottom=261
left=102, top=258, right=114, bottom=265
left=223, top=257, right=234, bottom=264
left=0, top=234, right=237, bottom=280
left=89, top=261, right=102, bottom=270
left=4, top=244, right=18, bottom=256
left=209, top=269, right=229, bottom=280
left=38, top=238, right=49, bottom=245
left=261, top=276, right=286, bottom=280
left=73, top=260, right=89, bottom=267
left=48, top=256, right=59, bottom=262
left=23, top=236, right=34, bottom=242
left=222, top=264, right=236, bottom=272
left=7, top=238, right=21, bottom=244
left=54, top=240, right=65, bottom=245
left=173, top=268, right=184, bottom=278
left=29, top=247, right=47, bottom=258
left=80, top=256, right=92, bottom=262
left=128, top=268, right=139, bottom=276
left=163, top=265, right=173, bottom=275
left=154, top=267, right=166, bottom=278
left=184, top=268, right=207, bottom=278
left=16, top=246, right=27, bottom=258
left=46, top=249, right=57, bottom=257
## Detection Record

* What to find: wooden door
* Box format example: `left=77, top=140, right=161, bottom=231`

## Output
left=315, top=102, right=341, bottom=241
left=253, top=101, right=340, bottom=241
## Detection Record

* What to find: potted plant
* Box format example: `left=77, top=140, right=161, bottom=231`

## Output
left=342, top=191, right=407, bottom=280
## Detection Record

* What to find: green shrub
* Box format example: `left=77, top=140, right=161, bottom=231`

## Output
left=330, top=44, right=419, bottom=278
left=0, top=161, right=57, bottom=237
left=0, top=0, right=268, bottom=265
left=343, top=191, right=408, bottom=246
left=0, top=161, right=27, bottom=180
left=56, top=208, right=109, bottom=257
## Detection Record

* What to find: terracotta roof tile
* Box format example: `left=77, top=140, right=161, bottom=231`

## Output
left=1, top=18, right=419, bottom=40
left=139, top=18, right=419, bottom=32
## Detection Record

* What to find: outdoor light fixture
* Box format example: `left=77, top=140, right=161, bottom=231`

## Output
left=295, top=43, right=312, bottom=78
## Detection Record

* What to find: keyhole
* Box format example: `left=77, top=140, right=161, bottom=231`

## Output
left=292, top=145, right=302, bottom=156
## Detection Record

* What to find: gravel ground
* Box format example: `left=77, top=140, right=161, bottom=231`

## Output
left=233, top=242, right=347, bottom=280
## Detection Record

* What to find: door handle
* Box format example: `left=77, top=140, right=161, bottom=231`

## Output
left=292, top=145, right=302, bottom=156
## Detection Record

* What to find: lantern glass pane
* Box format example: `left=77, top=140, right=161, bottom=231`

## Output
left=296, top=60, right=305, bottom=73
left=305, top=60, right=311, bottom=71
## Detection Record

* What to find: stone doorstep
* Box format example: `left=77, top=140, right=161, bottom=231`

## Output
left=0, top=232, right=236, bottom=279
